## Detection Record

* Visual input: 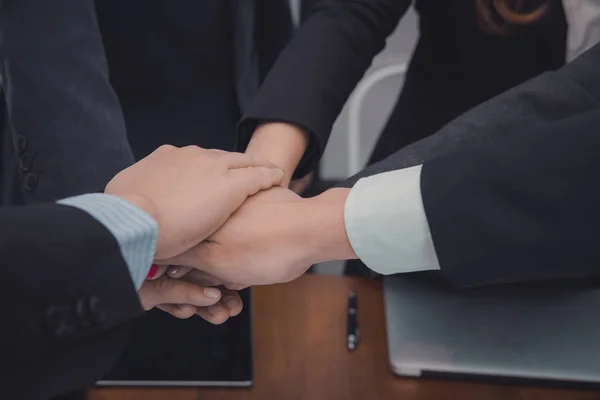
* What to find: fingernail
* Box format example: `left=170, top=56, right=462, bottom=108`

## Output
left=204, top=287, right=221, bottom=300
left=168, top=266, right=179, bottom=276
left=146, top=264, right=159, bottom=279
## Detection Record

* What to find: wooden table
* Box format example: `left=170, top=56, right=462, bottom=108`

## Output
left=89, top=275, right=600, bottom=400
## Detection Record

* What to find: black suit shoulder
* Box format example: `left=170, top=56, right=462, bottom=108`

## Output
left=1, top=203, right=143, bottom=399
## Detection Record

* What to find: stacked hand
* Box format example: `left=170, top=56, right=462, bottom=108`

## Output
left=106, top=143, right=356, bottom=325
left=105, top=145, right=285, bottom=323
left=162, top=185, right=355, bottom=315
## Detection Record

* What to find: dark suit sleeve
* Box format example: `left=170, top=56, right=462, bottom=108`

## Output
left=337, top=43, right=600, bottom=283
left=0, top=0, right=134, bottom=202
left=237, top=0, right=411, bottom=179
left=421, top=108, right=600, bottom=288
left=1, top=204, right=143, bottom=399
left=339, top=42, right=600, bottom=188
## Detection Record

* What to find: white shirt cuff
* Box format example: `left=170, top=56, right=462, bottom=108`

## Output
left=343, top=165, right=440, bottom=275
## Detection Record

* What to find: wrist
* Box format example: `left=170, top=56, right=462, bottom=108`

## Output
left=116, top=193, right=158, bottom=221
left=246, top=122, right=309, bottom=185
left=296, top=188, right=357, bottom=265
left=115, top=193, right=162, bottom=253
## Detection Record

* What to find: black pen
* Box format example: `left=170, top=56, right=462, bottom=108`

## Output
left=347, top=291, right=360, bottom=351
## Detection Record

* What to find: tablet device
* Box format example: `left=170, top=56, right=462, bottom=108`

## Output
left=98, top=288, right=252, bottom=387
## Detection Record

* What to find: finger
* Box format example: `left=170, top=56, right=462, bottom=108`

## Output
left=156, top=304, right=198, bottom=319
left=218, top=151, right=281, bottom=170
left=196, top=304, right=230, bottom=325
left=182, top=268, right=229, bottom=287
left=221, top=289, right=244, bottom=317
left=158, top=244, right=213, bottom=275
left=146, top=264, right=168, bottom=280
left=151, top=144, right=178, bottom=156
left=140, top=277, right=222, bottom=309
left=224, top=283, right=249, bottom=291
left=167, top=265, right=193, bottom=279
left=229, top=166, right=285, bottom=198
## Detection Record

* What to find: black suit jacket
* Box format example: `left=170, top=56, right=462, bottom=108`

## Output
left=1, top=204, right=143, bottom=399
left=0, top=0, right=134, bottom=206
left=339, top=43, right=600, bottom=288
left=0, top=0, right=293, bottom=205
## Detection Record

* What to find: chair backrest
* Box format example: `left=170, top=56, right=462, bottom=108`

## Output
left=346, top=63, right=407, bottom=176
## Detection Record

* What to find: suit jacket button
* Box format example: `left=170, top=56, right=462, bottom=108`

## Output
left=75, top=298, right=92, bottom=329
left=14, top=135, right=27, bottom=154
left=45, top=306, right=74, bottom=339
left=19, top=153, right=33, bottom=171
left=88, top=296, right=106, bottom=326
left=24, top=172, right=38, bottom=192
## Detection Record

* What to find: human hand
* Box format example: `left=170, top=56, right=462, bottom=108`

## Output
left=143, top=266, right=243, bottom=324
left=137, top=276, right=240, bottom=323
left=163, top=187, right=357, bottom=287
left=246, top=122, right=309, bottom=185
left=105, top=145, right=284, bottom=260
left=162, top=187, right=309, bottom=286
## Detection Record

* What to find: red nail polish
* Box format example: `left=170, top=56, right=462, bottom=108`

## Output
left=147, top=264, right=159, bottom=279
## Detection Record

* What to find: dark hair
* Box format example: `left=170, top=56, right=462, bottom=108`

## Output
left=476, top=0, right=550, bottom=35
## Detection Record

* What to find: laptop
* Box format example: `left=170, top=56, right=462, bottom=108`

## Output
left=383, top=272, right=600, bottom=385
left=97, top=288, right=253, bottom=387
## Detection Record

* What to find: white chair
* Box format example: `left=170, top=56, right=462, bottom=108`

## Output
left=346, top=63, right=407, bottom=176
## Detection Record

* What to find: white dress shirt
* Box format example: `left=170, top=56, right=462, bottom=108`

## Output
left=344, top=165, right=440, bottom=275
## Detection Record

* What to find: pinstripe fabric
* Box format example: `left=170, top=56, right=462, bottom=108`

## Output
left=58, top=194, right=158, bottom=289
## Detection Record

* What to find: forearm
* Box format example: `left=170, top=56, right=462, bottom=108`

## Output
left=300, top=188, right=357, bottom=264
left=238, top=0, right=410, bottom=180
left=245, top=122, right=309, bottom=185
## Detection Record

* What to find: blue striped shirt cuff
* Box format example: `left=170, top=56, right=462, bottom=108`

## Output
left=58, top=193, right=158, bottom=290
